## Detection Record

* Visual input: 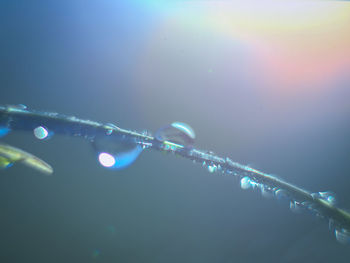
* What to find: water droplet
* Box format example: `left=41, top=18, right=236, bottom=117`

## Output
left=335, top=228, right=350, bottom=245
left=329, top=219, right=336, bottom=231
left=0, top=126, right=10, bottom=138
left=274, top=189, right=289, bottom=201
left=240, top=176, right=252, bottom=190
left=98, top=145, right=142, bottom=170
left=155, top=122, right=195, bottom=147
left=95, top=136, right=143, bottom=171
left=141, top=130, right=152, bottom=136
left=290, top=201, right=303, bottom=213
left=34, top=126, right=52, bottom=140
left=225, top=169, right=232, bottom=175
left=312, top=191, right=337, bottom=205
left=164, top=144, right=170, bottom=150
left=104, top=123, right=120, bottom=135
left=260, top=185, right=274, bottom=198
left=141, top=142, right=152, bottom=150
left=207, top=164, right=217, bottom=173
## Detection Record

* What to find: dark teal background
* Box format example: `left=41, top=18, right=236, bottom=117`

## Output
left=1, top=1, right=350, bottom=262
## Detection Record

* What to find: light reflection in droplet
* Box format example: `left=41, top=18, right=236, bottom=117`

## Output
left=155, top=122, right=195, bottom=148
left=34, top=126, right=49, bottom=140
left=274, top=189, right=289, bottom=201
left=104, top=123, right=120, bottom=135
left=98, top=152, right=116, bottom=167
left=171, top=122, right=195, bottom=140
left=260, top=185, right=274, bottom=198
left=207, top=165, right=217, bottom=173
left=311, top=191, right=337, bottom=205
left=289, top=200, right=303, bottom=213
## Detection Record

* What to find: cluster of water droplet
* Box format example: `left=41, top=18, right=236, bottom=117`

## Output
left=202, top=161, right=226, bottom=175
left=3, top=105, right=350, bottom=245
left=95, top=121, right=197, bottom=170
left=239, top=176, right=350, bottom=244
left=0, top=105, right=55, bottom=141
left=239, top=176, right=286, bottom=199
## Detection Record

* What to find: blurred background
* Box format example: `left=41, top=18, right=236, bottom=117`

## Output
left=1, top=0, right=350, bottom=262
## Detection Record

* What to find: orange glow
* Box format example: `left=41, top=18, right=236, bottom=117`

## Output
left=148, top=1, right=350, bottom=94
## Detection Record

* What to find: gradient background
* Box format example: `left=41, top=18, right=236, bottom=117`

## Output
left=1, top=0, right=350, bottom=262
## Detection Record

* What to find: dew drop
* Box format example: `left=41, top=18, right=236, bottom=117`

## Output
left=260, top=185, right=274, bottom=198
left=335, top=228, right=350, bottom=245
left=312, top=191, right=337, bottom=205
left=97, top=145, right=142, bottom=170
left=34, top=126, right=52, bottom=140
left=164, top=144, right=170, bottom=150
left=240, top=176, right=252, bottom=190
left=94, top=136, right=143, bottom=170
left=290, top=201, right=303, bottom=213
left=225, top=169, right=233, bottom=175
left=155, top=122, right=195, bottom=148
left=207, top=164, right=217, bottom=173
left=104, top=123, right=120, bottom=135
left=329, top=219, right=336, bottom=231
left=274, top=189, right=289, bottom=201
left=0, top=126, right=10, bottom=138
